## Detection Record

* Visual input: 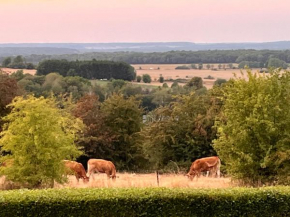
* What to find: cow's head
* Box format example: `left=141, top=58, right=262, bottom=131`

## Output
left=83, top=176, right=90, bottom=183
left=186, top=171, right=196, bottom=181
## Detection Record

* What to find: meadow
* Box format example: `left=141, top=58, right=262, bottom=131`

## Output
left=133, top=64, right=257, bottom=88
left=0, top=173, right=233, bottom=190
left=55, top=173, right=233, bottom=189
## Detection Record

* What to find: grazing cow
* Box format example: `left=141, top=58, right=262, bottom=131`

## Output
left=186, top=156, right=221, bottom=180
left=63, top=160, right=89, bottom=183
left=87, top=159, right=117, bottom=180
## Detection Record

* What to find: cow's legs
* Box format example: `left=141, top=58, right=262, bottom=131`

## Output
left=76, top=175, right=80, bottom=183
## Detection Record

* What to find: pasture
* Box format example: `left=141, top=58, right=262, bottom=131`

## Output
left=0, top=173, right=232, bottom=190
left=133, top=64, right=257, bottom=89
left=54, top=173, right=233, bottom=189
left=1, top=67, right=36, bottom=75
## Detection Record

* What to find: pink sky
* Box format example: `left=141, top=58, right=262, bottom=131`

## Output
left=0, top=0, right=290, bottom=43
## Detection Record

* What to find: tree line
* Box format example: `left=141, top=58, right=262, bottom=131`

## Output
left=2, top=50, right=290, bottom=66
left=36, top=59, right=136, bottom=81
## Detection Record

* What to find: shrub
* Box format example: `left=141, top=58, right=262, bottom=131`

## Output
left=142, top=74, right=151, bottom=83
left=0, top=187, right=289, bottom=216
left=175, top=65, right=190, bottom=70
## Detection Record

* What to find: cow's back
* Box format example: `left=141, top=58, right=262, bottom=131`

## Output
left=191, top=156, right=219, bottom=172
left=88, top=159, right=116, bottom=174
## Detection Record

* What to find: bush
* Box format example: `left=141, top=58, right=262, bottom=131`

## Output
left=0, top=187, right=289, bottom=216
left=175, top=65, right=190, bottom=70
left=142, top=74, right=151, bottom=83
left=136, top=75, right=142, bottom=82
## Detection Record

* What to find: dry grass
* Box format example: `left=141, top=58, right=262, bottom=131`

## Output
left=53, top=173, right=234, bottom=189
left=133, top=64, right=260, bottom=89
left=1, top=68, right=36, bottom=75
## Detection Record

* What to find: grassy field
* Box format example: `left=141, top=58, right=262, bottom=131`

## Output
left=133, top=64, right=256, bottom=89
left=51, top=173, right=233, bottom=189
left=1, top=67, right=37, bottom=75
left=0, top=173, right=233, bottom=190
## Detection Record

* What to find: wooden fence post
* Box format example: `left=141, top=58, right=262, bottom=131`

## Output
left=156, top=170, right=160, bottom=187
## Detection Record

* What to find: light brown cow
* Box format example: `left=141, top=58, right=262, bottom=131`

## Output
left=87, top=159, right=117, bottom=180
left=63, top=160, right=89, bottom=183
left=186, top=156, right=221, bottom=181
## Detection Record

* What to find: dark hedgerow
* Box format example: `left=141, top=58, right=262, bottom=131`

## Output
left=0, top=187, right=289, bottom=217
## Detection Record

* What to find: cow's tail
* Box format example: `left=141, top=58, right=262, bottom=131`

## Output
left=216, top=157, right=221, bottom=178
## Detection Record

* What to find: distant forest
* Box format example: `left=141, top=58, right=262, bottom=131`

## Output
left=37, top=59, right=136, bottom=81
left=1, top=50, right=289, bottom=66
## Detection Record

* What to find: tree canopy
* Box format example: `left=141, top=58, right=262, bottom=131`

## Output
left=214, top=69, right=290, bottom=185
left=0, top=96, right=83, bottom=188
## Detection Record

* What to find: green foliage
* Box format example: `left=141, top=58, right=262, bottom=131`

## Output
left=214, top=78, right=227, bottom=86
left=142, top=92, right=218, bottom=170
left=198, top=63, right=203, bottom=70
left=142, top=74, right=151, bottom=83
left=267, top=58, right=288, bottom=69
left=175, top=65, right=190, bottom=70
left=162, top=83, right=168, bottom=88
left=36, top=59, right=136, bottom=81
left=238, top=61, right=263, bottom=69
left=136, top=75, right=142, bottom=82
left=0, top=96, right=83, bottom=188
left=185, top=76, right=203, bottom=89
left=0, top=187, right=289, bottom=216
left=159, top=75, right=164, bottom=83
left=18, top=73, right=91, bottom=100
left=0, top=71, right=18, bottom=124
left=101, top=94, right=145, bottom=170
left=191, top=64, right=197, bottom=69
left=214, top=69, right=290, bottom=185
left=2, top=57, right=12, bottom=67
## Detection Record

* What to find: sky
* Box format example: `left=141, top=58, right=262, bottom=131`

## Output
left=0, top=0, right=290, bottom=43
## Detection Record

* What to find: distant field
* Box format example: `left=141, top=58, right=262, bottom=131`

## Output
left=133, top=64, right=256, bottom=89
left=1, top=67, right=36, bottom=75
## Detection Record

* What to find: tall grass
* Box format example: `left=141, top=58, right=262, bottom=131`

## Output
left=53, top=173, right=234, bottom=189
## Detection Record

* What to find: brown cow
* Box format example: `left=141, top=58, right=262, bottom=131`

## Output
left=186, top=156, right=221, bottom=181
left=87, top=159, right=117, bottom=180
left=63, top=160, right=89, bottom=183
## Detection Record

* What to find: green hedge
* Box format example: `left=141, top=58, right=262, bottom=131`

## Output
left=0, top=187, right=289, bottom=217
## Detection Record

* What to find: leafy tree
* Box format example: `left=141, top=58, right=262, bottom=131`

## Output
left=191, top=64, right=197, bottom=69
left=218, top=64, right=222, bottom=69
left=214, top=78, right=227, bottom=87
left=228, top=63, right=233, bottom=69
left=101, top=94, right=145, bottom=170
left=10, top=55, right=26, bottom=69
left=198, top=63, right=203, bottom=70
left=0, top=71, right=19, bottom=130
left=171, top=81, right=179, bottom=88
left=136, top=75, right=142, bottom=82
left=142, top=92, right=218, bottom=170
left=267, top=58, right=288, bottom=69
left=162, top=83, right=168, bottom=88
left=142, top=74, right=152, bottom=83
left=185, top=77, right=203, bottom=89
left=159, top=75, right=164, bottom=83
left=73, top=94, right=114, bottom=159
left=2, top=57, right=12, bottom=67
left=214, top=70, right=290, bottom=185
left=206, top=64, right=211, bottom=69
left=0, top=96, right=83, bottom=188
left=10, top=70, right=25, bottom=81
